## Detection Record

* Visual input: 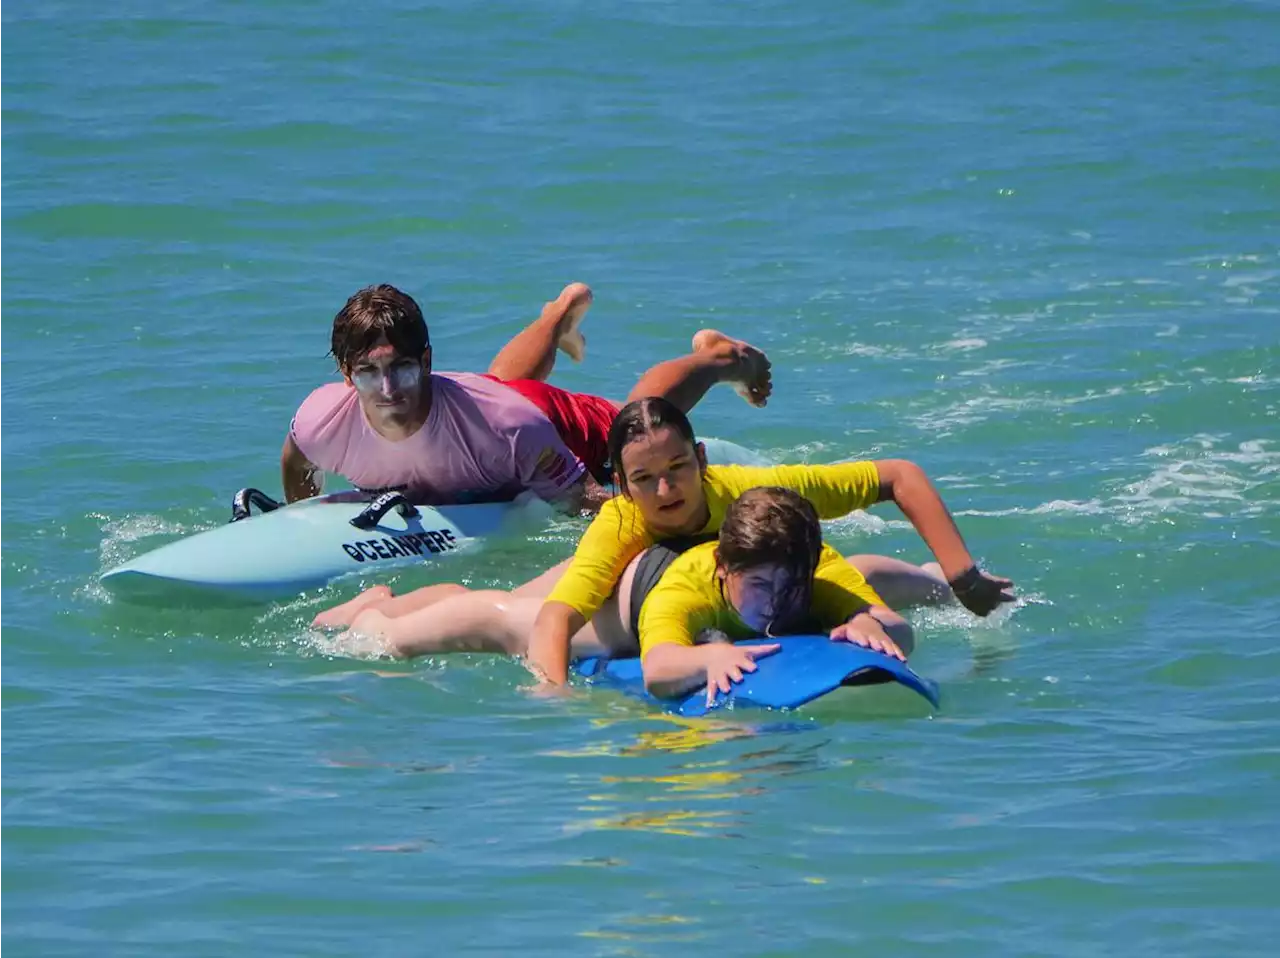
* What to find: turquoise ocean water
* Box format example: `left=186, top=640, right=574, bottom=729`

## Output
left=4, top=1, right=1278, bottom=953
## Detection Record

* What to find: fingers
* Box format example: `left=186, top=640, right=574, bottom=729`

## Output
left=962, top=590, right=1016, bottom=616
left=527, top=681, right=573, bottom=700
left=951, top=569, right=1019, bottom=615
left=744, top=643, right=782, bottom=659
left=830, top=627, right=907, bottom=660
left=956, top=574, right=1019, bottom=616
left=704, top=645, right=781, bottom=708
left=864, top=634, right=900, bottom=659
left=878, top=636, right=907, bottom=661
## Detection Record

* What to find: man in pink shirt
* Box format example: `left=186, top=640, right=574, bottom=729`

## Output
left=283, top=283, right=772, bottom=511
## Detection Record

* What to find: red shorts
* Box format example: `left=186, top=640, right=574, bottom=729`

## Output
left=484, top=376, right=619, bottom=484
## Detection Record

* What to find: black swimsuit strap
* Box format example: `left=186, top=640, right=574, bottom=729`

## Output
left=627, top=534, right=717, bottom=638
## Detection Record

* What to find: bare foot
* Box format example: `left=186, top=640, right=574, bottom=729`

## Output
left=544, top=282, right=593, bottom=363
left=312, top=585, right=394, bottom=629
left=692, top=329, right=773, bottom=407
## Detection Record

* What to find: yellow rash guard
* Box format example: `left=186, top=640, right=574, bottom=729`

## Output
left=544, top=461, right=881, bottom=621
left=636, top=542, right=885, bottom=659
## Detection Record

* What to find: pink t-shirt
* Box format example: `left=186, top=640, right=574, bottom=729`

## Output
left=290, top=372, right=586, bottom=505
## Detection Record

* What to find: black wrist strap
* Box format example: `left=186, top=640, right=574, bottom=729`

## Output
left=948, top=565, right=984, bottom=594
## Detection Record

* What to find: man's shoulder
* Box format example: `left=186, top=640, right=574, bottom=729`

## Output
left=294, top=381, right=357, bottom=426
left=434, top=372, right=552, bottom=431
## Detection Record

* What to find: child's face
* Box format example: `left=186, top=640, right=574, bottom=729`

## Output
left=722, top=563, right=810, bottom=637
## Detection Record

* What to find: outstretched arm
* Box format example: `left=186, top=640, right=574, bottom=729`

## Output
left=281, top=433, right=322, bottom=502
left=873, top=459, right=1015, bottom=615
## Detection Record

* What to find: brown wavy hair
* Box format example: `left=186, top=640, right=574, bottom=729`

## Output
left=717, top=486, right=822, bottom=583
left=330, top=284, right=431, bottom=373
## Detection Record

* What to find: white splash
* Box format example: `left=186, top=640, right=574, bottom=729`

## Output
left=1112, top=436, right=1279, bottom=521
left=938, top=338, right=988, bottom=352
left=95, top=512, right=201, bottom=569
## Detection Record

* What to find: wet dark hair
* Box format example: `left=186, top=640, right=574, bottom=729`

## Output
left=606, top=397, right=698, bottom=494
left=717, top=486, right=822, bottom=583
left=330, top=284, right=431, bottom=372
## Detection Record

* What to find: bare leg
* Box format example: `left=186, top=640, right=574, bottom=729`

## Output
left=312, top=556, right=573, bottom=630
left=313, top=585, right=395, bottom=629
left=312, top=582, right=471, bottom=629
left=510, top=558, right=572, bottom=598
left=487, top=283, right=593, bottom=382
left=848, top=556, right=953, bottom=610
left=350, top=591, right=606, bottom=660
left=627, top=329, right=773, bottom=412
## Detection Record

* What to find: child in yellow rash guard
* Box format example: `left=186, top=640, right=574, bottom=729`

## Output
left=637, top=485, right=916, bottom=701
left=636, top=541, right=885, bottom=660
left=545, top=459, right=881, bottom=624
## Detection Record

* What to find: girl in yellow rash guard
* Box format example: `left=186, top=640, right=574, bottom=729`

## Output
left=526, top=397, right=1016, bottom=685
left=323, top=397, right=1013, bottom=667
left=638, top=487, right=911, bottom=704
left=336, top=483, right=915, bottom=670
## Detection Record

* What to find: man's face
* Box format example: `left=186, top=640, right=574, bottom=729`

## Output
left=344, top=335, right=430, bottom=427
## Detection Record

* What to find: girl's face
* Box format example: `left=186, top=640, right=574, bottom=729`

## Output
left=617, top=425, right=708, bottom=534
left=720, top=563, right=811, bottom=637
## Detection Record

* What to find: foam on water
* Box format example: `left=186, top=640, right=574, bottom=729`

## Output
left=94, top=511, right=201, bottom=570
left=297, top=625, right=396, bottom=661
left=903, top=385, right=1130, bottom=434
left=1115, top=435, right=1280, bottom=520
left=953, top=436, right=1278, bottom=525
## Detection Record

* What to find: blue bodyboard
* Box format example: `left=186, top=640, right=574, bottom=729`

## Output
left=573, top=635, right=940, bottom=717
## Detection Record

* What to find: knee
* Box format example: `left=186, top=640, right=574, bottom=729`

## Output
left=853, top=556, right=948, bottom=610
left=434, top=583, right=472, bottom=600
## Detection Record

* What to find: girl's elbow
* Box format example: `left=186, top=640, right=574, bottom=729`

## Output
left=877, top=458, right=923, bottom=483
